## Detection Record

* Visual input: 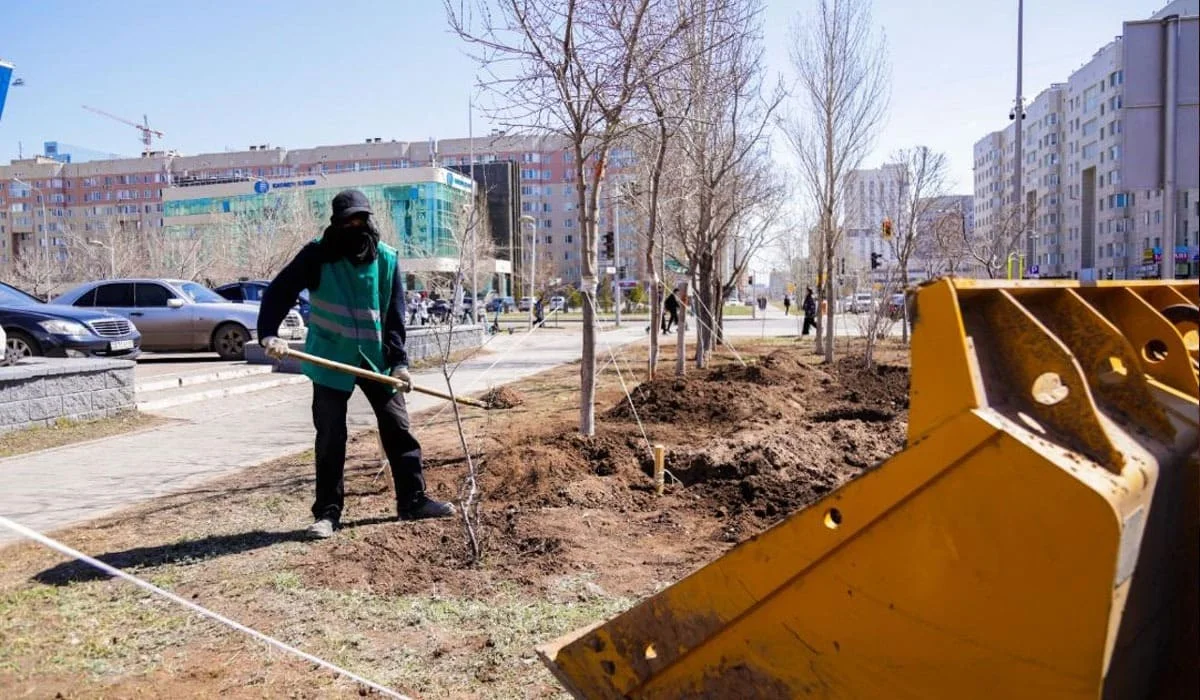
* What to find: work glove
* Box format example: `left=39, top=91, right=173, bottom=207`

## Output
left=391, top=366, right=413, bottom=392
left=261, top=335, right=289, bottom=360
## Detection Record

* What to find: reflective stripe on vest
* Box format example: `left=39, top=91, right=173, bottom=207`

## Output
left=302, top=242, right=397, bottom=390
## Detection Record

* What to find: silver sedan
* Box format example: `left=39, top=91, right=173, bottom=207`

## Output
left=53, top=279, right=305, bottom=360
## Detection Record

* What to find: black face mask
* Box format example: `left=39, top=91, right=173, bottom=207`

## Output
left=322, top=217, right=380, bottom=266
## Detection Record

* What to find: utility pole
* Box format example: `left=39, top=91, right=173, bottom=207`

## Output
left=1160, top=13, right=1180, bottom=280
left=613, top=183, right=622, bottom=328
left=1012, top=0, right=1027, bottom=277
left=521, top=214, right=536, bottom=329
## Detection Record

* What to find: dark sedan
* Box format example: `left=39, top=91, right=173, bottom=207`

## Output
left=215, top=280, right=311, bottom=323
left=0, top=281, right=141, bottom=363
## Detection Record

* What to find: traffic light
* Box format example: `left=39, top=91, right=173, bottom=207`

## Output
left=602, top=231, right=614, bottom=259
left=870, top=252, right=882, bottom=270
left=881, top=217, right=894, bottom=240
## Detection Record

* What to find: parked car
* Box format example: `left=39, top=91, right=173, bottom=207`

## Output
left=518, top=296, right=534, bottom=312
left=549, top=295, right=566, bottom=312
left=0, top=280, right=142, bottom=363
left=428, top=299, right=452, bottom=323
left=53, top=279, right=304, bottom=361
left=214, top=280, right=311, bottom=323
left=849, top=292, right=875, bottom=314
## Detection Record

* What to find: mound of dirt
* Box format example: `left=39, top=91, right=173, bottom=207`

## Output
left=301, top=343, right=912, bottom=598
left=481, top=385, right=524, bottom=409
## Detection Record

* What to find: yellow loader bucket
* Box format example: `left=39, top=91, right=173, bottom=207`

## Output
left=539, top=279, right=1199, bottom=699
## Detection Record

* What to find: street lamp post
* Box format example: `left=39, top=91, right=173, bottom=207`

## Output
left=521, top=214, right=536, bottom=329
left=1011, top=0, right=1030, bottom=276
left=87, top=239, right=115, bottom=278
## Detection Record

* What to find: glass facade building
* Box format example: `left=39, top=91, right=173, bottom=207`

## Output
left=163, top=169, right=474, bottom=259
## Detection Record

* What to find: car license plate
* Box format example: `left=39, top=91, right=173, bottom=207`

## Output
left=109, top=339, right=134, bottom=351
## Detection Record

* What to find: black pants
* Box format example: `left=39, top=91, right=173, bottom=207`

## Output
left=311, top=376, right=425, bottom=523
left=662, top=308, right=678, bottom=332
left=802, top=314, right=817, bottom=335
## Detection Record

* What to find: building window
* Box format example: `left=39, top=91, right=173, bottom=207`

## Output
left=566, top=234, right=574, bottom=243
left=542, top=219, right=552, bottom=228
left=542, top=202, right=552, bottom=213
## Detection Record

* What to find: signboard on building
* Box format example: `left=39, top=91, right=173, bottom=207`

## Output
left=0, top=61, right=13, bottom=121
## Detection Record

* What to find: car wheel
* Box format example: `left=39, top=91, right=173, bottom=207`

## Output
left=212, top=323, right=248, bottom=361
left=6, top=330, right=42, bottom=364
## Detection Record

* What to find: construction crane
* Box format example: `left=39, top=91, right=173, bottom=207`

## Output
left=82, top=105, right=164, bottom=151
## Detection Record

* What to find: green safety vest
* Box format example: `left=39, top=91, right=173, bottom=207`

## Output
left=303, top=242, right=397, bottom=391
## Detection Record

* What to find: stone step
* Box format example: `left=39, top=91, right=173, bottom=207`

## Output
left=136, top=373, right=308, bottom=413
left=134, top=364, right=274, bottom=394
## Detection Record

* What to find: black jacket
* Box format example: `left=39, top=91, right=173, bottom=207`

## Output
left=664, top=293, right=680, bottom=312
left=258, top=242, right=409, bottom=368
left=802, top=293, right=816, bottom=316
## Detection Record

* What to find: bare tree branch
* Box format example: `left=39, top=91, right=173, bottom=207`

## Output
left=781, top=0, right=889, bottom=363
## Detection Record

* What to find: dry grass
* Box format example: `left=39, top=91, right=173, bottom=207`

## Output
left=0, top=411, right=167, bottom=459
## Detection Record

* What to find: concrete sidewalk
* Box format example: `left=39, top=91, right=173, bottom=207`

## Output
left=0, top=325, right=646, bottom=543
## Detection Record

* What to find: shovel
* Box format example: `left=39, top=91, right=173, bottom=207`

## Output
left=278, top=347, right=491, bottom=410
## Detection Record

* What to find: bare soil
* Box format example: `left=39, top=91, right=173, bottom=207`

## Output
left=0, top=339, right=909, bottom=698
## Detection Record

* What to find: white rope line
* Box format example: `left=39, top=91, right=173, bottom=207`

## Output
left=688, top=292, right=747, bottom=367
left=0, top=515, right=413, bottom=700
left=586, top=296, right=655, bottom=458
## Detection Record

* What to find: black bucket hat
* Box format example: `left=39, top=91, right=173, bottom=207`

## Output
left=331, top=189, right=373, bottom=223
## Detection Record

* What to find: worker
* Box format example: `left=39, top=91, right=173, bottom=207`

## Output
left=662, top=287, right=680, bottom=333
left=258, top=189, right=455, bottom=540
left=802, top=287, right=817, bottom=335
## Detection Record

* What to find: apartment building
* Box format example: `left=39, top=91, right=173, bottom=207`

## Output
left=843, top=163, right=905, bottom=269
left=436, top=135, right=640, bottom=289
left=0, top=134, right=643, bottom=291
left=972, top=0, right=1199, bottom=280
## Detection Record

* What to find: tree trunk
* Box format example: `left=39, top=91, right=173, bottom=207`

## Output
left=813, top=229, right=826, bottom=353
left=580, top=278, right=598, bottom=435
left=695, top=262, right=715, bottom=369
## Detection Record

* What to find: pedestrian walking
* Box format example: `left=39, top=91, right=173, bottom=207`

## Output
left=662, top=287, right=680, bottom=333
left=802, top=287, right=817, bottom=335
left=258, top=189, right=455, bottom=540
left=783, top=294, right=792, bottom=316
left=534, top=296, right=546, bottom=328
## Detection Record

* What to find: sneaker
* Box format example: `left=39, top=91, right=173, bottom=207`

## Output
left=398, top=497, right=457, bottom=521
left=306, top=517, right=337, bottom=539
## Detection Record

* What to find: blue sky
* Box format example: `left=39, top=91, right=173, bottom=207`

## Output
left=0, top=0, right=1157, bottom=191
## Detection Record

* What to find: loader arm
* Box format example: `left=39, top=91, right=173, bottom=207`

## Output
left=539, top=279, right=1199, bottom=700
